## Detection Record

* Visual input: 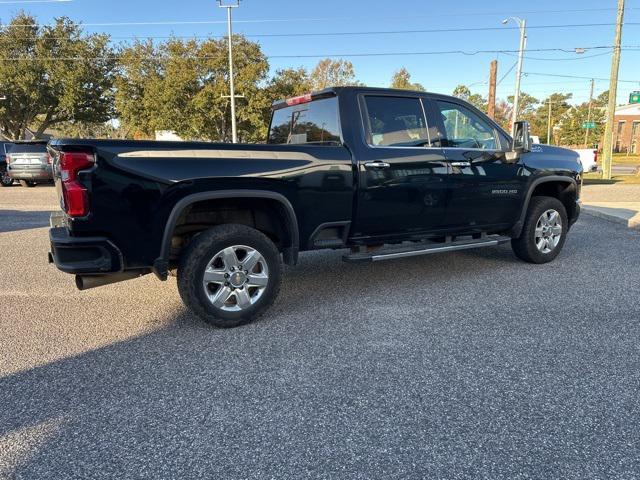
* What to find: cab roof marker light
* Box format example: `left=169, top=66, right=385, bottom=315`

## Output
left=285, top=94, right=313, bottom=106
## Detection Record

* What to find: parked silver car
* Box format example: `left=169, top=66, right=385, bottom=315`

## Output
left=6, top=141, right=52, bottom=187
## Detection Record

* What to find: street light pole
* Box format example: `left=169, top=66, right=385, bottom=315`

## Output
left=584, top=78, right=595, bottom=148
left=218, top=0, right=241, bottom=143
left=502, top=17, right=527, bottom=135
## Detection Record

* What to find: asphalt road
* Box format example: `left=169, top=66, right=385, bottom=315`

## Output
left=1, top=186, right=639, bottom=480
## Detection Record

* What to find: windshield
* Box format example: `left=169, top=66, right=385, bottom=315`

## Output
left=7, top=143, right=48, bottom=154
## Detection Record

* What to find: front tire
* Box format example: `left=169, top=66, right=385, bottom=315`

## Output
left=511, top=196, right=568, bottom=264
left=177, top=224, right=282, bottom=328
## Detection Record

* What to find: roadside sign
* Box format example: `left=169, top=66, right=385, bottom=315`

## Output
left=630, top=91, right=640, bottom=104
left=582, top=122, right=596, bottom=129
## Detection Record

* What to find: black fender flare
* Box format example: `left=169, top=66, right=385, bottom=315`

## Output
left=154, top=190, right=300, bottom=278
left=512, top=175, right=578, bottom=238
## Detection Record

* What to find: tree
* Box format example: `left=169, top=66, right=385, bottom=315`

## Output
left=115, top=35, right=270, bottom=142
left=309, top=59, right=359, bottom=91
left=507, top=92, right=539, bottom=119
left=0, top=13, right=115, bottom=140
left=390, top=68, right=425, bottom=91
left=266, top=67, right=311, bottom=99
left=557, top=101, right=605, bottom=147
left=493, top=100, right=512, bottom=131
left=532, top=93, right=572, bottom=144
left=452, top=85, right=487, bottom=112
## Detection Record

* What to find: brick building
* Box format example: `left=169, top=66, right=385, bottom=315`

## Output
left=613, top=104, right=640, bottom=154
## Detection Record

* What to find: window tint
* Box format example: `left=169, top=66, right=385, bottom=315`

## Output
left=436, top=101, right=498, bottom=150
left=268, top=97, right=341, bottom=145
left=364, top=96, right=430, bottom=147
left=7, top=143, right=47, bottom=153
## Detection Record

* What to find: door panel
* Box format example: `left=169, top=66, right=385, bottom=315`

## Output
left=444, top=149, right=523, bottom=227
left=354, top=148, right=449, bottom=237
left=352, top=95, right=450, bottom=239
left=428, top=99, right=525, bottom=229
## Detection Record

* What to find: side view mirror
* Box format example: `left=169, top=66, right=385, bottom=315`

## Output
left=506, top=121, right=531, bottom=162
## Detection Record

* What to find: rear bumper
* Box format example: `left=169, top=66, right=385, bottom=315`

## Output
left=49, top=225, right=124, bottom=275
left=8, top=165, right=53, bottom=181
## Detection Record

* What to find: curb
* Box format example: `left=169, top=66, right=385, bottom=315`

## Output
left=582, top=205, right=640, bottom=230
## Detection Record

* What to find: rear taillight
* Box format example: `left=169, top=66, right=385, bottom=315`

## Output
left=47, top=154, right=53, bottom=165
left=59, top=151, right=95, bottom=217
left=593, top=150, right=598, bottom=163
left=5, top=154, right=11, bottom=165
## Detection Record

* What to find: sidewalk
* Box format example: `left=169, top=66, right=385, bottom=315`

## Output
left=581, top=184, right=640, bottom=230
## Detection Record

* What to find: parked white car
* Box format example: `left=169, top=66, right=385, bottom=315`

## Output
left=530, top=136, right=597, bottom=173
left=572, top=149, right=598, bottom=172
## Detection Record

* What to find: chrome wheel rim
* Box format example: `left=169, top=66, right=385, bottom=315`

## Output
left=535, top=209, right=563, bottom=254
left=202, top=245, right=269, bottom=312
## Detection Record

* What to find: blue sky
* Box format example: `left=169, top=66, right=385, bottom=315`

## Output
left=2, top=0, right=639, bottom=105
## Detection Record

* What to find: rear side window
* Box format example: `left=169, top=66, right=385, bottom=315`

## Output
left=7, top=143, right=47, bottom=154
left=364, top=96, right=430, bottom=147
left=268, top=97, right=341, bottom=145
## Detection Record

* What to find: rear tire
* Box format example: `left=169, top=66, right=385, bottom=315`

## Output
left=177, top=224, right=282, bottom=328
left=1, top=170, right=13, bottom=187
left=511, top=196, right=568, bottom=264
left=19, top=180, right=36, bottom=188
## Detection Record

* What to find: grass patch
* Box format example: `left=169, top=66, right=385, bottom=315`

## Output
left=612, top=153, right=640, bottom=166
left=583, top=172, right=640, bottom=185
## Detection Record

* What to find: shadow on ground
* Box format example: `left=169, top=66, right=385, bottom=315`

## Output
left=2, top=240, right=640, bottom=479
left=0, top=210, right=50, bottom=233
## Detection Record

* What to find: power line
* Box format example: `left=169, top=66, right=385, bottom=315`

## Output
left=0, top=0, right=70, bottom=3
left=497, top=61, right=519, bottom=86
left=3, top=46, right=640, bottom=62
left=523, top=71, right=640, bottom=83
left=501, top=51, right=615, bottom=61
left=1, top=8, right=639, bottom=27
left=2, top=21, right=640, bottom=35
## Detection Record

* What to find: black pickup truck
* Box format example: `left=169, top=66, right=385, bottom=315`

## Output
left=48, top=87, right=582, bottom=327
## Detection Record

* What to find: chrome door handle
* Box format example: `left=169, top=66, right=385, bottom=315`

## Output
left=364, top=161, right=391, bottom=169
left=450, top=161, right=471, bottom=168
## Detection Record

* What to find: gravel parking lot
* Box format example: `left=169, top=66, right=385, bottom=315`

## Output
left=1, top=185, right=639, bottom=479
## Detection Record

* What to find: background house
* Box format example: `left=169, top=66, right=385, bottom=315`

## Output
left=612, top=104, right=640, bottom=154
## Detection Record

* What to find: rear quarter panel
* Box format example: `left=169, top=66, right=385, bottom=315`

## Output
left=54, top=140, right=354, bottom=268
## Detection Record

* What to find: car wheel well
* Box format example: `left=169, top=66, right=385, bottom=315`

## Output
left=530, top=181, right=577, bottom=220
left=169, top=197, right=293, bottom=263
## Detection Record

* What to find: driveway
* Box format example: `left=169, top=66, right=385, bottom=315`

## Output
left=1, top=186, right=639, bottom=479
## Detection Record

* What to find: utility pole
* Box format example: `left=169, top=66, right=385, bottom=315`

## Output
left=502, top=17, right=527, bottom=134
left=488, top=60, right=498, bottom=120
left=545, top=97, right=558, bottom=145
left=218, top=0, right=241, bottom=143
left=601, top=0, right=625, bottom=180
left=547, top=100, right=553, bottom=144
left=584, top=78, right=595, bottom=148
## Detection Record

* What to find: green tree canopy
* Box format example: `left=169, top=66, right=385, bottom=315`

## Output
left=390, top=68, right=425, bottom=91
left=115, top=35, right=269, bottom=142
left=0, top=13, right=115, bottom=140
left=309, top=59, right=359, bottom=91
left=532, top=93, right=572, bottom=143
left=452, top=85, right=487, bottom=112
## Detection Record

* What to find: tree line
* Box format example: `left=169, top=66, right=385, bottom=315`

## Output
left=0, top=13, right=608, bottom=146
